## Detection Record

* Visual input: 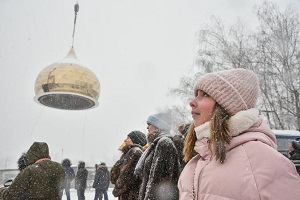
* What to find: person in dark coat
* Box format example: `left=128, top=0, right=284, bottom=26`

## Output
left=93, top=162, right=110, bottom=200
left=111, top=130, right=147, bottom=199
left=75, top=161, right=88, bottom=200
left=16, top=152, right=29, bottom=200
left=134, top=111, right=180, bottom=200
left=60, top=158, right=75, bottom=200
left=1, top=152, right=30, bottom=200
left=289, top=140, right=300, bottom=174
left=173, top=123, right=195, bottom=173
left=0, top=142, right=65, bottom=200
left=17, top=152, right=28, bottom=171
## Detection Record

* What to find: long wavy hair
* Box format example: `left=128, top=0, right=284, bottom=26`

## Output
left=183, top=103, right=231, bottom=163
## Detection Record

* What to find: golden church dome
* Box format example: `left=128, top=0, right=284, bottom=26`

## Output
left=34, top=47, right=100, bottom=110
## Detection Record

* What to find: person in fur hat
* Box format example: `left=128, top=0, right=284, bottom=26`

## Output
left=134, top=111, right=180, bottom=200
left=110, top=130, right=147, bottom=200
left=178, top=68, right=300, bottom=199
left=0, top=142, right=65, bottom=200
left=17, top=152, right=28, bottom=200
left=60, top=158, right=75, bottom=200
left=0, top=152, right=29, bottom=200
left=93, top=162, right=110, bottom=200
left=17, top=152, right=28, bottom=171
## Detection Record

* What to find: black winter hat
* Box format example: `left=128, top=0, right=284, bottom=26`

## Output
left=128, top=131, right=147, bottom=146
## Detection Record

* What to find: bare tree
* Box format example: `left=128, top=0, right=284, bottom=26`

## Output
left=254, top=2, right=300, bottom=129
left=170, top=1, right=300, bottom=130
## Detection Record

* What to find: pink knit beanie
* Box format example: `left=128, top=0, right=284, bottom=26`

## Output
left=194, top=68, right=259, bottom=115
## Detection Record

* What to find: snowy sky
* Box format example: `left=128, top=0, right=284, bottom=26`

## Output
left=0, top=0, right=299, bottom=169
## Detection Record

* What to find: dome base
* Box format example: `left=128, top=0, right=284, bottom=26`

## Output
left=34, top=92, right=98, bottom=110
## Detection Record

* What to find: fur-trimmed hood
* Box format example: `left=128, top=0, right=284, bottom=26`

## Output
left=194, top=108, right=276, bottom=151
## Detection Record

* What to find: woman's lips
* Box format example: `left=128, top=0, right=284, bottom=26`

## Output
left=191, top=111, right=199, bottom=117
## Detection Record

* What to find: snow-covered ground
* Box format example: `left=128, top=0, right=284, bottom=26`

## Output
left=61, top=188, right=117, bottom=200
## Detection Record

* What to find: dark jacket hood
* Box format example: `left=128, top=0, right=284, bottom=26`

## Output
left=26, top=142, right=50, bottom=165
left=62, top=158, right=72, bottom=167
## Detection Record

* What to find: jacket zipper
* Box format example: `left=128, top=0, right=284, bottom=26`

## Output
left=193, top=140, right=212, bottom=200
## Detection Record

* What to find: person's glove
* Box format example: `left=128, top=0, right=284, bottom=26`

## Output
left=3, top=180, right=12, bottom=188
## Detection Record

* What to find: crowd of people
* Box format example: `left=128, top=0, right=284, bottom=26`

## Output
left=1, top=68, right=300, bottom=200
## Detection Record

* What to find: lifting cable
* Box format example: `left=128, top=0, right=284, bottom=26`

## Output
left=72, top=3, right=79, bottom=47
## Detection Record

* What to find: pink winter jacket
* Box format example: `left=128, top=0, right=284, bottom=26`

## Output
left=178, top=109, right=300, bottom=200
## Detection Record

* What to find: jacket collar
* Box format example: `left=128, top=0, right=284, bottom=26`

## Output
left=35, top=158, right=50, bottom=163
left=195, top=108, right=260, bottom=140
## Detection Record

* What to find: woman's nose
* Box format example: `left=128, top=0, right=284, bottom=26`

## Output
left=190, top=98, right=196, bottom=108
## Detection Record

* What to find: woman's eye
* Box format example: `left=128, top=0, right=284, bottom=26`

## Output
left=203, top=92, right=209, bottom=97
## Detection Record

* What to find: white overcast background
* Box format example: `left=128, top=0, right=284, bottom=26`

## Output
left=0, top=0, right=299, bottom=169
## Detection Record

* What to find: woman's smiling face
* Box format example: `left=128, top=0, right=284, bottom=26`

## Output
left=190, top=90, right=216, bottom=127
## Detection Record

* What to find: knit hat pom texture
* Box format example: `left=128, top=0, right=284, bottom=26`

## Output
left=194, top=68, right=259, bottom=115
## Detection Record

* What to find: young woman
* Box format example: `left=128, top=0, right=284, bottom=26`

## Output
left=178, top=68, right=300, bottom=199
left=110, top=131, right=147, bottom=199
